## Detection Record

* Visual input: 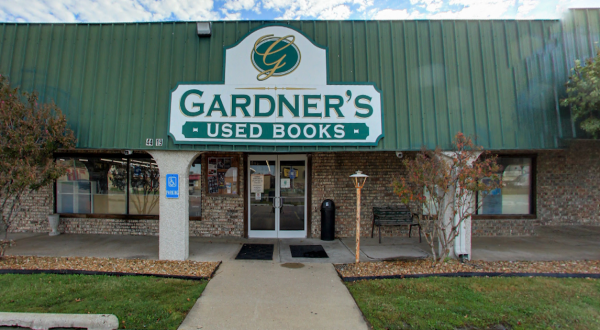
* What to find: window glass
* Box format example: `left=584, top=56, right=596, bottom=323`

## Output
left=207, top=156, right=239, bottom=195
left=189, top=158, right=202, bottom=217
left=478, top=157, right=532, bottom=215
left=56, top=157, right=127, bottom=214
left=129, top=158, right=160, bottom=215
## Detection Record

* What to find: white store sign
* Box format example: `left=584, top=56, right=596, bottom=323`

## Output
left=169, top=25, right=383, bottom=146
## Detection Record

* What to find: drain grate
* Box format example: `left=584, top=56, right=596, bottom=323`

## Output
left=290, top=245, right=329, bottom=258
left=235, top=244, right=274, bottom=260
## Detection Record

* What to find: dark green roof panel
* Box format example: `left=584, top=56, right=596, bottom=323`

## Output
left=1, top=9, right=599, bottom=152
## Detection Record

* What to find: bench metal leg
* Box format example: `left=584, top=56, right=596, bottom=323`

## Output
left=371, top=218, right=375, bottom=238
left=408, top=224, right=422, bottom=243
left=379, top=225, right=382, bottom=244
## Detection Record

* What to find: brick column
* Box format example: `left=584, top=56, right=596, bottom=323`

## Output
left=148, top=150, right=201, bottom=261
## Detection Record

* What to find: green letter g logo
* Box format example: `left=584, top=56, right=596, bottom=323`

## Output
left=180, top=89, right=204, bottom=117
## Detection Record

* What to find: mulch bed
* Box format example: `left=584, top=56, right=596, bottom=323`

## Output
left=0, top=256, right=220, bottom=280
left=335, top=259, right=600, bottom=281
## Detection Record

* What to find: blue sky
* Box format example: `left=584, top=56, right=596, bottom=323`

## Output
left=0, top=0, right=599, bottom=22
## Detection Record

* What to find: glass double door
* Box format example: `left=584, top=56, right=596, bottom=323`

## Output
left=248, top=154, right=307, bottom=238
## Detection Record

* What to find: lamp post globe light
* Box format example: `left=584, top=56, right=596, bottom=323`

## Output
left=350, top=170, right=368, bottom=263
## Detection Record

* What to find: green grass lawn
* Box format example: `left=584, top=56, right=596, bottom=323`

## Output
left=346, top=277, right=600, bottom=330
left=0, top=274, right=207, bottom=329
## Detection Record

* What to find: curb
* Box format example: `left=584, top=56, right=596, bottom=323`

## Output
left=0, top=312, right=118, bottom=330
left=209, top=260, right=222, bottom=278
left=0, top=266, right=219, bottom=281
left=339, top=272, right=600, bottom=282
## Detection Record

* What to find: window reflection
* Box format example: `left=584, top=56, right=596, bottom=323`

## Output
left=56, top=158, right=127, bottom=214
left=479, top=157, right=532, bottom=215
left=207, top=156, right=239, bottom=195
left=56, top=156, right=160, bottom=215
left=129, top=159, right=160, bottom=215
left=189, top=158, right=202, bottom=217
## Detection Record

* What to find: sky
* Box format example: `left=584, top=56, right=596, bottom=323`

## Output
left=0, top=0, right=599, bottom=22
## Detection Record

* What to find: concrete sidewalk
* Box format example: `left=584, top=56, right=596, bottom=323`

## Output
left=471, top=225, right=600, bottom=261
left=178, top=261, right=369, bottom=330
left=6, top=225, right=600, bottom=262
left=4, top=233, right=428, bottom=263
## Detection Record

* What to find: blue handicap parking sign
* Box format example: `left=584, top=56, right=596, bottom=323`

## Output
left=166, top=174, right=179, bottom=198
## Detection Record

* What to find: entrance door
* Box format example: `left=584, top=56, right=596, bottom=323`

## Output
left=248, top=154, right=307, bottom=238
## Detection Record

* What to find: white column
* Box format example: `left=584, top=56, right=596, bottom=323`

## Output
left=148, top=150, right=201, bottom=261
left=439, top=151, right=481, bottom=260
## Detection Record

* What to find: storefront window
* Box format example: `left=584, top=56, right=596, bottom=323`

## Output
left=478, top=157, right=532, bottom=215
left=56, top=156, right=159, bottom=215
left=189, top=158, right=202, bottom=217
left=56, top=157, right=127, bottom=214
left=129, top=158, right=160, bottom=215
left=207, top=156, right=239, bottom=195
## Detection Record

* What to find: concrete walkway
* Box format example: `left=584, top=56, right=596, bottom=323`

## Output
left=4, top=233, right=428, bottom=263
left=6, top=225, right=600, bottom=262
left=471, top=225, right=600, bottom=261
left=178, top=261, right=369, bottom=330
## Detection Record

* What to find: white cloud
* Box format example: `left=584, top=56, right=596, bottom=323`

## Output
left=223, top=0, right=257, bottom=11
left=428, top=0, right=516, bottom=19
left=319, top=5, right=353, bottom=19
left=0, top=0, right=221, bottom=22
left=138, top=0, right=220, bottom=21
left=516, top=0, right=539, bottom=17
left=220, top=0, right=260, bottom=19
left=3, top=0, right=600, bottom=23
left=372, top=8, right=422, bottom=19
left=221, top=10, right=244, bottom=20
left=262, top=0, right=374, bottom=20
left=410, top=0, right=443, bottom=12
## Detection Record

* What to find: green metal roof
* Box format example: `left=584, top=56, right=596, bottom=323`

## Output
left=1, top=9, right=599, bottom=152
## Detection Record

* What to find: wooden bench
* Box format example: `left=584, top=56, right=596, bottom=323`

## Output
left=371, top=206, right=421, bottom=243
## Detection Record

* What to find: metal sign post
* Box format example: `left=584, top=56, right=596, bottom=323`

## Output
left=349, top=170, right=368, bottom=263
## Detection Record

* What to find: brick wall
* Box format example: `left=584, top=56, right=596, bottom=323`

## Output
left=472, top=219, right=538, bottom=236
left=7, top=153, right=246, bottom=238
left=58, top=218, right=159, bottom=235
left=537, top=141, right=600, bottom=226
left=6, top=184, right=162, bottom=236
left=5, top=185, right=54, bottom=233
left=311, top=152, right=411, bottom=238
left=310, top=141, right=600, bottom=238
left=7, top=141, right=600, bottom=238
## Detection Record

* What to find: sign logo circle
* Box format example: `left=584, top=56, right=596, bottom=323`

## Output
left=251, top=34, right=301, bottom=81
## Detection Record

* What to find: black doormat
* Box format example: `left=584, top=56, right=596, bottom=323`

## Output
left=290, top=245, right=329, bottom=258
left=235, top=244, right=274, bottom=260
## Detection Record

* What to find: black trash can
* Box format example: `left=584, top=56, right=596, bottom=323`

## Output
left=321, top=199, right=335, bottom=241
